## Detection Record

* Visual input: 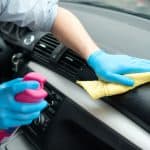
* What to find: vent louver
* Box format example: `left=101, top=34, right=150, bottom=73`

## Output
left=32, top=33, right=87, bottom=81
left=33, top=33, right=60, bottom=63
left=58, top=50, right=85, bottom=78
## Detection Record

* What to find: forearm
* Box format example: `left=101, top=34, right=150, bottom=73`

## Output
left=51, top=7, right=99, bottom=59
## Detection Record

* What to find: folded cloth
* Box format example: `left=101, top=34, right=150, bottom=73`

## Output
left=76, top=72, right=150, bottom=100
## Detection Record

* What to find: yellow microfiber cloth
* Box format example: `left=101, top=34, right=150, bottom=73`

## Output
left=76, top=72, right=150, bottom=100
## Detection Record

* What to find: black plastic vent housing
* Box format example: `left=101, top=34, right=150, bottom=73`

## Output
left=57, top=50, right=85, bottom=79
left=32, top=33, right=97, bottom=81
left=33, top=33, right=61, bottom=63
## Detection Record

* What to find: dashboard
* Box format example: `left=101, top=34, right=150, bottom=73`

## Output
left=0, top=1, right=150, bottom=150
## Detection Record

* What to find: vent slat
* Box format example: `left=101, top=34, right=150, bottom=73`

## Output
left=60, top=57, right=80, bottom=71
left=38, top=40, right=55, bottom=50
left=57, top=68, right=76, bottom=79
left=33, top=53, right=49, bottom=63
left=57, top=50, right=85, bottom=77
left=44, top=36, right=59, bottom=45
left=37, top=43, right=54, bottom=54
left=59, top=51, right=84, bottom=71
left=40, top=38, right=58, bottom=48
left=67, top=51, right=84, bottom=64
left=43, top=35, right=59, bottom=45
left=33, top=33, right=60, bottom=61
left=64, top=55, right=83, bottom=68
left=59, top=60, right=78, bottom=74
left=34, top=46, right=52, bottom=57
left=58, top=65, right=77, bottom=77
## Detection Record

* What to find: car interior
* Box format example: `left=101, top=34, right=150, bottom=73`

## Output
left=0, top=1, right=150, bottom=150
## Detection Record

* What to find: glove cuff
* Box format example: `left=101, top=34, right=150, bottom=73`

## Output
left=87, top=49, right=105, bottom=67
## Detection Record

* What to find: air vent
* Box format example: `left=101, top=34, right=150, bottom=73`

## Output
left=58, top=50, right=85, bottom=78
left=33, top=33, right=60, bottom=63
left=32, top=33, right=92, bottom=81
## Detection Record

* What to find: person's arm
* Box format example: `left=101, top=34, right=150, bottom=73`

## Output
left=51, top=7, right=150, bottom=86
left=51, top=7, right=98, bottom=59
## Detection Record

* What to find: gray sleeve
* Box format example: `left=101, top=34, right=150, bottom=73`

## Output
left=0, top=0, right=58, bottom=31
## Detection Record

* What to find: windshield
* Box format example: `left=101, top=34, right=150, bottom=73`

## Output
left=61, top=0, right=150, bottom=18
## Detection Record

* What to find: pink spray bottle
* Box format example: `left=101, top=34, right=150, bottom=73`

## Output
left=0, top=72, right=48, bottom=142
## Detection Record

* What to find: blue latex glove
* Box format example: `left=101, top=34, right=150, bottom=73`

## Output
left=0, top=78, right=48, bottom=129
left=87, top=50, right=150, bottom=86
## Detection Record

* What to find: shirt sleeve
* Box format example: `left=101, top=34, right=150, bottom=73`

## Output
left=0, top=0, right=58, bottom=31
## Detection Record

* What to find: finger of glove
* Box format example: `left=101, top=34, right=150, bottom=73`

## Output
left=126, top=63, right=150, bottom=73
left=3, top=119, right=33, bottom=129
left=130, top=56, right=150, bottom=64
left=103, top=72, right=134, bottom=86
left=139, top=58, right=150, bottom=64
left=0, top=110, right=40, bottom=121
left=12, top=81, right=40, bottom=95
left=11, top=99, right=48, bottom=113
left=0, top=78, right=23, bottom=90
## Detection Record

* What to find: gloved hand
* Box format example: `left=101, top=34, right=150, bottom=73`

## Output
left=0, top=78, right=48, bottom=129
left=87, top=50, right=150, bottom=86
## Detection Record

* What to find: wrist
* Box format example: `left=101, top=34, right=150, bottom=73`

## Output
left=87, top=48, right=105, bottom=66
left=83, top=46, right=99, bottom=59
